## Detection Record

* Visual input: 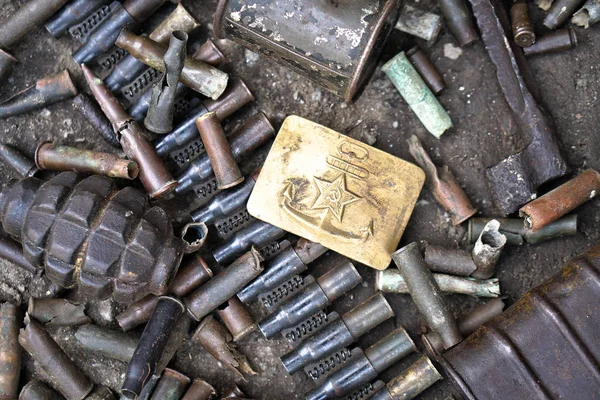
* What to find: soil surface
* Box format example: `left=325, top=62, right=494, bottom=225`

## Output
left=0, top=0, right=598, bottom=399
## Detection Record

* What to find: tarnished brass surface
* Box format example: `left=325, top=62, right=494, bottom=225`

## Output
left=247, top=116, right=424, bottom=270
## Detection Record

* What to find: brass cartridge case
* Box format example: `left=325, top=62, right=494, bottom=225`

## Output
left=424, top=243, right=477, bottom=276
left=193, top=40, right=226, bottom=67
left=0, top=303, right=20, bottom=400
left=167, top=254, right=213, bottom=298
left=370, top=355, right=443, bottom=400
left=438, top=0, right=479, bottom=46
left=523, top=28, right=578, bottom=56
left=217, top=297, right=256, bottom=342
left=27, top=298, right=90, bottom=327
left=116, top=294, right=159, bottom=332
left=406, top=47, right=445, bottom=95
left=395, top=5, right=442, bottom=42
left=74, top=324, right=137, bottom=363
left=181, top=379, right=217, bottom=400
left=520, top=169, right=600, bottom=231
left=19, top=380, right=62, bottom=400
left=511, top=1, right=536, bottom=47
left=149, top=369, right=191, bottom=400
left=0, top=143, right=38, bottom=178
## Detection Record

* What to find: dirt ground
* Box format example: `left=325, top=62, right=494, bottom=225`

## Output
left=0, top=0, right=598, bottom=399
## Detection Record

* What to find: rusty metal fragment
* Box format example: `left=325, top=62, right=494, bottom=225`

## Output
left=19, top=380, right=62, bottom=400
left=72, top=94, right=120, bottom=148
left=28, top=298, right=90, bottom=327
left=468, top=215, right=578, bottom=245
left=149, top=369, right=191, bottom=400
left=573, top=0, right=600, bottom=27
left=406, top=47, right=445, bottom=95
left=544, top=0, right=586, bottom=29
left=217, top=297, right=256, bottom=342
left=395, top=5, right=442, bottom=42
left=75, top=324, right=137, bottom=362
left=408, top=135, right=476, bottom=224
left=439, top=0, right=479, bottom=46
left=511, top=1, right=536, bottom=47
left=0, top=303, right=20, bottom=400
left=0, top=143, right=38, bottom=178
left=520, top=169, right=600, bottom=232
left=182, top=378, right=217, bottom=400
left=523, top=28, right=578, bottom=56
left=116, top=295, right=160, bottom=332
left=471, top=220, right=507, bottom=279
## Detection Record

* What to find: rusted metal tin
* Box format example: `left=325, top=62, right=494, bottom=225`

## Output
left=468, top=215, right=578, bottom=245
left=370, top=355, right=443, bottom=400
left=74, top=324, right=137, bottom=363
left=191, top=315, right=256, bottom=379
left=182, top=378, right=217, bottom=400
left=511, top=0, right=536, bottom=47
left=544, top=0, right=586, bottom=28
left=27, top=298, right=90, bottom=327
left=395, top=5, right=442, bottom=42
left=0, top=70, right=78, bottom=119
left=406, top=47, right=445, bottom=95
left=0, top=233, right=37, bottom=274
left=184, top=248, right=264, bottom=321
left=214, top=0, right=400, bottom=103
left=168, top=254, right=213, bottom=298
left=45, top=0, right=111, bottom=38
left=408, top=135, right=476, bottom=224
left=72, top=94, right=120, bottom=148
left=116, top=30, right=228, bottom=100
left=424, top=243, right=477, bottom=276
left=19, top=380, right=63, bottom=400
left=217, top=297, right=256, bottom=342
left=149, top=369, right=191, bottom=400
left=392, top=243, right=462, bottom=350
left=523, top=28, right=578, bottom=56
left=0, top=303, right=20, bottom=400
left=196, top=112, right=244, bottom=190
left=0, top=143, right=38, bottom=178
left=439, top=0, right=479, bottom=46
left=258, top=260, right=362, bottom=339
left=468, top=0, right=569, bottom=215
left=0, top=0, right=68, bottom=50
left=19, top=316, right=93, bottom=400
left=35, top=142, right=139, bottom=180
left=0, top=49, right=17, bottom=87
left=212, top=220, right=285, bottom=265
left=573, top=0, right=600, bottom=27
left=122, top=296, right=186, bottom=398
left=439, top=242, right=600, bottom=399
left=81, top=64, right=177, bottom=199
left=175, top=112, right=273, bottom=195
left=145, top=31, right=188, bottom=134
left=471, top=220, right=507, bottom=279
left=520, top=169, right=600, bottom=232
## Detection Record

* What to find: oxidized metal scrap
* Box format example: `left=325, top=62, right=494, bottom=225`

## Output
left=149, top=369, right=190, bottom=400
left=0, top=172, right=207, bottom=302
left=0, top=143, right=38, bottom=178
left=423, top=298, right=505, bottom=354
left=471, top=220, right=507, bottom=279
left=392, top=243, right=462, bottom=350
left=544, top=0, right=586, bottom=28
left=45, top=0, right=111, bottom=38
left=176, top=112, right=274, bottom=195
left=377, top=269, right=500, bottom=298
left=247, top=116, right=425, bottom=270
left=519, top=169, right=600, bottom=231
left=115, top=30, right=228, bottom=100
left=196, top=112, right=244, bottom=190
left=75, top=324, right=137, bottom=362
left=214, top=0, right=401, bottom=102
left=281, top=293, right=394, bottom=374
left=184, top=249, right=264, bottom=321
left=82, top=64, right=177, bottom=198
left=122, top=296, right=186, bottom=398
left=237, top=238, right=327, bottom=304
left=423, top=243, right=477, bottom=276
left=394, top=5, right=442, bottom=42
left=0, top=0, right=68, bottom=50
left=369, top=355, right=443, bottom=400
left=116, top=294, right=160, bottom=332
left=217, top=297, right=256, bottom=342
left=523, top=28, right=578, bottom=55
left=137, top=375, right=160, bottom=400
left=468, top=215, right=578, bottom=245
left=182, top=378, right=217, bottom=400
left=573, top=0, right=600, bottom=27
left=282, top=309, right=333, bottom=344
left=35, top=142, right=139, bottom=180
left=0, top=233, right=37, bottom=274
left=511, top=1, right=536, bottom=47
left=212, top=220, right=284, bottom=265
left=28, top=298, right=90, bottom=327
left=191, top=315, right=257, bottom=379
left=259, top=275, right=312, bottom=312
left=439, top=0, right=479, bottom=46
left=258, top=260, right=362, bottom=339
left=0, top=303, right=20, bottom=400
left=72, top=94, right=120, bottom=148
left=193, top=40, right=226, bottom=67
left=19, top=316, right=93, bottom=400
left=438, top=242, right=600, bottom=399
left=408, top=135, right=476, bottom=224
left=0, top=70, right=78, bottom=119
left=19, top=380, right=62, bottom=400
left=145, top=31, right=188, bottom=134
left=406, top=47, right=445, bottom=95
left=0, top=49, right=17, bottom=87
left=467, top=0, right=569, bottom=215
left=305, top=327, right=416, bottom=400
left=152, top=78, right=255, bottom=156
left=86, top=386, right=116, bottom=400
left=382, top=54, right=452, bottom=138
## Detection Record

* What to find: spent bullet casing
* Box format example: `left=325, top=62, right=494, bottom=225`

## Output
left=305, top=327, right=417, bottom=400
left=237, top=239, right=327, bottom=304
left=27, top=297, right=90, bottom=327
left=145, top=31, right=188, bottom=134
left=572, top=0, right=600, bottom=28
left=0, top=70, right=78, bottom=119
left=392, top=242, right=463, bottom=349
left=0, top=143, right=38, bottom=178
left=370, top=356, right=443, bottom=400
left=136, top=375, right=160, bottom=400
left=523, top=28, right=578, bottom=56
left=544, top=0, right=586, bottom=29
left=75, top=324, right=138, bottom=363
left=382, top=53, right=452, bottom=138
left=0, top=0, right=68, bottom=50
left=152, top=78, right=255, bottom=156
left=0, top=303, right=20, bottom=400
left=122, top=296, right=186, bottom=398
left=196, top=112, right=244, bottom=190
left=217, top=297, right=256, bottom=342
left=281, top=293, right=394, bottom=374
left=72, top=94, right=120, bottom=148
left=149, top=369, right=191, bottom=400
left=116, top=294, right=160, bottom=332
left=471, top=220, right=507, bottom=279
left=181, top=378, right=217, bottom=400
left=258, top=260, right=362, bottom=339
left=511, top=1, right=536, bottom=47
left=19, top=380, right=63, bottom=400
left=212, top=220, right=285, bottom=265
left=424, top=243, right=477, bottom=276
left=395, top=5, right=442, bottom=42
left=19, top=316, right=93, bottom=400
left=438, top=0, right=479, bottom=46
left=185, top=248, right=264, bottom=321
left=192, top=174, right=257, bottom=225
left=406, top=47, right=445, bottom=95
left=45, top=0, right=111, bottom=38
